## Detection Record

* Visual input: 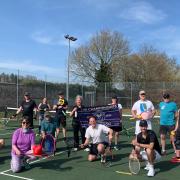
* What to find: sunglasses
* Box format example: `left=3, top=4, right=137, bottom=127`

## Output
left=140, top=93, right=146, bottom=96
left=22, top=121, right=29, bottom=125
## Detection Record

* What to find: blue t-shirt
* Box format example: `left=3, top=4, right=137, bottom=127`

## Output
left=159, top=101, right=177, bottom=125
left=41, top=118, right=56, bottom=137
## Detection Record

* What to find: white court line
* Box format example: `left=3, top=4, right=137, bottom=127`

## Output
left=0, top=150, right=67, bottom=180
left=0, top=172, right=34, bottom=180
left=0, top=132, right=13, bottom=136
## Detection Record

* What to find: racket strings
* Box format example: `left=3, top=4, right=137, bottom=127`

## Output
left=129, top=159, right=140, bottom=174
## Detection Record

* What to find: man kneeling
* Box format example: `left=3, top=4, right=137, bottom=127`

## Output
left=81, top=116, right=113, bottom=162
left=129, top=120, right=161, bottom=177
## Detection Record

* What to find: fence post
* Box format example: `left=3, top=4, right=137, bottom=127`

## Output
left=16, top=69, right=19, bottom=108
left=105, top=82, right=107, bottom=104
left=130, top=82, right=133, bottom=107
left=44, top=75, right=47, bottom=98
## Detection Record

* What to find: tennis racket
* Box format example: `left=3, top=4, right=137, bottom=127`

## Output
left=33, top=134, right=56, bottom=158
left=57, top=99, right=66, bottom=116
left=129, top=157, right=140, bottom=175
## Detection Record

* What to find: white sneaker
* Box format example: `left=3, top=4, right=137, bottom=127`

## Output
left=147, top=166, right=155, bottom=177
left=101, top=155, right=106, bottom=163
left=144, top=161, right=150, bottom=170
left=84, top=148, right=90, bottom=152
left=73, top=148, right=78, bottom=151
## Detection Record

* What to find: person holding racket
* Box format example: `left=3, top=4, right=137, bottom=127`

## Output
left=81, top=116, right=113, bottom=162
left=11, top=116, right=36, bottom=173
left=159, top=93, right=178, bottom=155
left=53, top=91, right=68, bottom=141
left=70, top=95, right=86, bottom=151
left=38, top=97, right=51, bottom=135
left=132, top=90, right=155, bottom=135
left=109, top=95, right=122, bottom=150
left=129, top=120, right=161, bottom=176
left=13, top=92, right=37, bottom=129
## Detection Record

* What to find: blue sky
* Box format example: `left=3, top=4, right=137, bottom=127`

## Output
left=0, top=0, right=180, bottom=82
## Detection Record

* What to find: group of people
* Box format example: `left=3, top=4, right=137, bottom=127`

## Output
left=0, top=90, right=180, bottom=176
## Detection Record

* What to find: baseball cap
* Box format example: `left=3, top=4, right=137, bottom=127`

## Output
left=139, top=120, right=148, bottom=127
left=139, top=90, right=146, bottom=95
left=163, top=93, right=170, bottom=99
left=24, top=92, right=30, bottom=96
left=44, top=111, right=50, bottom=117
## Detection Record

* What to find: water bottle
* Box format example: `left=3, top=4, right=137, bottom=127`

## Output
left=75, top=111, right=77, bottom=118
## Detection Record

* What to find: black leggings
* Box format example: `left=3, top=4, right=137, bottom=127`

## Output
left=72, top=121, right=85, bottom=148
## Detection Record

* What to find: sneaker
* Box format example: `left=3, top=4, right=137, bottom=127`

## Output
left=84, top=148, right=90, bottom=152
left=23, top=159, right=31, bottom=170
left=101, top=155, right=106, bottom=163
left=114, top=145, right=120, bottom=151
left=73, top=148, right=78, bottom=152
left=161, top=150, right=166, bottom=156
left=144, top=161, right=150, bottom=170
left=147, top=166, right=155, bottom=177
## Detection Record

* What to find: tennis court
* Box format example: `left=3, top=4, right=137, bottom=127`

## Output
left=0, top=114, right=179, bottom=180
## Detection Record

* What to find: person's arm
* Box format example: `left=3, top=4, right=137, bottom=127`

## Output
left=80, top=138, right=90, bottom=148
left=69, top=107, right=77, bottom=117
left=150, top=102, right=156, bottom=117
left=12, top=131, right=21, bottom=155
left=47, top=104, right=51, bottom=110
left=131, top=109, right=138, bottom=119
left=41, top=131, right=46, bottom=139
left=30, top=132, right=35, bottom=150
left=175, top=110, right=179, bottom=131
left=38, top=103, right=42, bottom=111
left=135, top=141, right=154, bottom=150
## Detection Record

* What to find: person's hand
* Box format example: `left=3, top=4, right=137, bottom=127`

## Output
left=15, top=149, right=21, bottom=156
left=73, top=107, right=77, bottom=112
left=11, top=114, right=17, bottom=119
left=80, top=144, right=85, bottom=149
left=58, top=105, right=63, bottom=109
left=131, top=139, right=138, bottom=146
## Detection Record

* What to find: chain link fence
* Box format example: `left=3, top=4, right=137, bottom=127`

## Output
left=0, top=69, right=180, bottom=109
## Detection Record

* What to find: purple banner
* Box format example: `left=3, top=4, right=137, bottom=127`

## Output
left=78, top=105, right=121, bottom=128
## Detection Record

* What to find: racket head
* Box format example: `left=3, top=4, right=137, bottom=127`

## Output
left=41, top=134, right=56, bottom=156
left=58, top=99, right=65, bottom=106
left=141, top=112, right=152, bottom=120
left=129, top=157, right=140, bottom=175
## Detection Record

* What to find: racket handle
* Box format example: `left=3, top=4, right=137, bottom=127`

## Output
left=74, top=111, right=77, bottom=118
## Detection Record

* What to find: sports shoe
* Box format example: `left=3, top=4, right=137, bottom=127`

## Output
left=144, top=162, right=150, bottom=171
left=84, top=147, right=90, bottom=152
left=147, top=165, right=155, bottom=177
left=73, top=148, right=78, bottom=152
left=114, top=145, right=120, bottom=151
left=161, top=150, right=166, bottom=156
left=101, top=155, right=106, bottom=163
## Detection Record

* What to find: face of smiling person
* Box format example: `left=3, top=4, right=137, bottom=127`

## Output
left=76, top=97, right=82, bottom=106
left=139, top=91, right=146, bottom=101
left=89, top=117, right=96, bottom=128
left=21, top=119, right=30, bottom=129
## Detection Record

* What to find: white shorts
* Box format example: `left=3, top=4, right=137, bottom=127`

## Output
left=135, top=119, right=152, bottom=135
left=140, top=150, right=161, bottom=162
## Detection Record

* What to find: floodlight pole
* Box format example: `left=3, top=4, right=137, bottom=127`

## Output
left=64, top=34, right=77, bottom=101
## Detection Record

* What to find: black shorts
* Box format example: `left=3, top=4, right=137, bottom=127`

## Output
left=110, top=126, right=122, bottom=132
left=89, top=142, right=109, bottom=156
left=159, top=125, right=175, bottom=135
left=175, top=130, right=180, bottom=150
left=55, top=115, right=66, bottom=128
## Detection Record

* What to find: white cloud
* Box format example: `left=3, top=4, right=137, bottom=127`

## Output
left=0, top=60, right=66, bottom=81
left=119, top=1, right=167, bottom=24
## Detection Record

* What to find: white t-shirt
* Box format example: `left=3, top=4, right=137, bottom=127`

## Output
left=132, top=100, right=155, bottom=135
left=85, top=124, right=110, bottom=144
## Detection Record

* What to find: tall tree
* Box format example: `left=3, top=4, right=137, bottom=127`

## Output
left=70, top=30, right=129, bottom=83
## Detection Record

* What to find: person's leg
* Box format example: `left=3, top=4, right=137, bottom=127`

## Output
left=73, top=123, right=79, bottom=148
left=61, top=116, right=67, bottom=140
left=88, top=144, right=98, bottom=161
left=80, top=126, right=86, bottom=144
left=160, top=125, right=167, bottom=154
left=169, top=125, right=176, bottom=152
left=146, top=148, right=155, bottom=176
left=55, top=116, right=61, bottom=140
left=11, top=154, right=22, bottom=173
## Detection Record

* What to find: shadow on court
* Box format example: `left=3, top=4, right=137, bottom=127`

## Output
left=31, top=156, right=82, bottom=172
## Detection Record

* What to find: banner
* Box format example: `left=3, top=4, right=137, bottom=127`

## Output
left=78, top=105, right=121, bottom=128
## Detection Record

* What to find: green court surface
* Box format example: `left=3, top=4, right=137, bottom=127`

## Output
left=0, top=117, right=179, bottom=180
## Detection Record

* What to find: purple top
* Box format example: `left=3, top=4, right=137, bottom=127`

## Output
left=12, top=128, right=35, bottom=155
